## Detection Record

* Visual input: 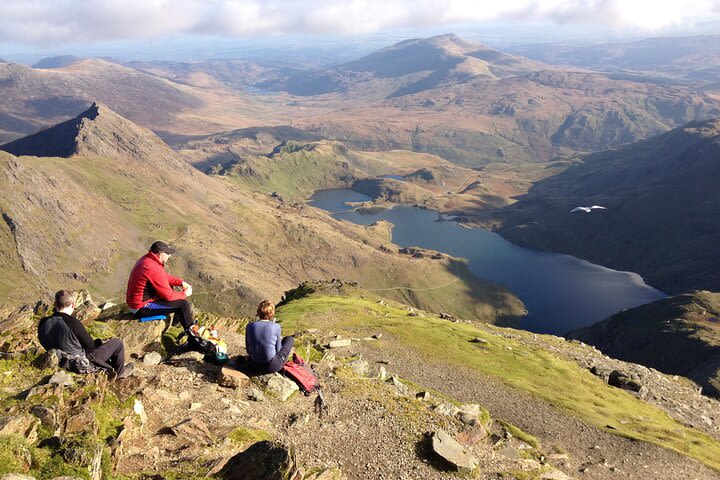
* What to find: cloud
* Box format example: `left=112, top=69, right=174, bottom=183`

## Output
left=0, top=0, right=718, bottom=45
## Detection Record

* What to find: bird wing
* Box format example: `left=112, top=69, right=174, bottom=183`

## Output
left=590, top=205, right=607, bottom=210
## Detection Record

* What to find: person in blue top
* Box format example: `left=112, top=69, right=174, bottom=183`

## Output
left=245, top=300, right=294, bottom=374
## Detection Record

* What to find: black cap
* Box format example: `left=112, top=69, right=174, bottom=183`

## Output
left=149, top=241, right=176, bottom=255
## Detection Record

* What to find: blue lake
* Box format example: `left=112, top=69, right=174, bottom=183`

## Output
left=310, top=189, right=667, bottom=335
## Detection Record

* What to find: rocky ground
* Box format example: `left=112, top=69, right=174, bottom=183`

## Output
left=1, top=289, right=719, bottom=479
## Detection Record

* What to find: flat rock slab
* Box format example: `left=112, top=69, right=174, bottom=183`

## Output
left=170, top=417, right=215, bottom=446
left=218, top=367, right=250, bottom=389
left=265, top=374, right=299, bottom=401
left=327, top=339, right=351, bottom=348
left=142, top=352, right=162, bottom=366
left=431, top=429, right=478, bottom=473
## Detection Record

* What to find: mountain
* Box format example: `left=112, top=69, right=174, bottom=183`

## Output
left=261, top=33, right=545, bottom=98
left=0, top=103, right=524, bottom=322
left=567, top=291, right=720, bottom=398
left=0, top=59, right=270, bottom=144
left=301, top=68, right=720, bottom=165
left=508, top=35, right=720, bottom=84
left=32, top=55, right=82, bottom=69
left=494, top=118, right=720, bottom=294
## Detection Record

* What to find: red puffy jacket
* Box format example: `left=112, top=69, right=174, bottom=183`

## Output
left=126, top=252, right=186, bottom=309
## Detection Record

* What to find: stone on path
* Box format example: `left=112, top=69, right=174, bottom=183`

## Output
left=431, top=430, right=478, bottom=473
left=328, top=338, right=352, bottom=348
left=347, top=358, right=368, bottom=376
left=218, top=367, right=250, bottom=389
left=142, top=352, right=162, bottom=366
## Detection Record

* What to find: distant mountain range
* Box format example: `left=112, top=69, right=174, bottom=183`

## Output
left=496, top=118, right=720, bottom=294
left=508, top=35, right=720, bottom=84
left=32, top=55, right=83, bottom=69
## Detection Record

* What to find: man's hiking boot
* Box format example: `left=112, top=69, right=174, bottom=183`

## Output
left=117, top=362, right=134, bottom=380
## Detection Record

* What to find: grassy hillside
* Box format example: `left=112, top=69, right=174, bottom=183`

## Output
left=277, top=287, right=720, bottom=472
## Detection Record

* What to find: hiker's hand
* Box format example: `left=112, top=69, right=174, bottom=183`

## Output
left=182, top=282, right=193, bottom=297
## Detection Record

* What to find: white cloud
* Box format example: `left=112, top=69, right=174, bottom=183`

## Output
left=0, top=0, right=718, bottom=44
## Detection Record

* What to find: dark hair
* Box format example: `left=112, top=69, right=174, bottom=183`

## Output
left=256, top=300, right=275, bottom=320
left=54, top=290, right=75, bottom=310
left=149, top=241, right=176, bottom=255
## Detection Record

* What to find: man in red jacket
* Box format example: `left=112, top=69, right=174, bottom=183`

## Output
left=126, top=241, right=195, bottom=329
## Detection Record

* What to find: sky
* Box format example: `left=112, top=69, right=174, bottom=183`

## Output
left=1, top=0, right=719, bottom=63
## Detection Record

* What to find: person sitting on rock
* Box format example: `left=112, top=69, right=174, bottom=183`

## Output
left=245, top=300, right=294, bottom=374
left=38, top=290, right=133, bottom=379
left=126, top=241, right=195, bottom=330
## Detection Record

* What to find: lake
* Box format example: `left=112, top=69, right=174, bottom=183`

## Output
left=310, top=188, right=667, bottom=335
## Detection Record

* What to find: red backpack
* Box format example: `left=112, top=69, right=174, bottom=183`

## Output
left=281, top=353, right=319, bottom=394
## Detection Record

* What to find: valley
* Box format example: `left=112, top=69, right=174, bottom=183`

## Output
left=1, top=26, right=719, bottom=480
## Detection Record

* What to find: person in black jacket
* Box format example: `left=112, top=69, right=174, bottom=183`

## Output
left=38, top=290, right=133, bottom=379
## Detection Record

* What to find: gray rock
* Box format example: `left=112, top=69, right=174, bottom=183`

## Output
left=248, top=388, right=265, bottom=402
left=32, top=350, right=59, bottom=370
left=433, top=402, right=460, bottom=417
left=540, top=470, right=573, bottom=480
left=142, top=352, right=162, bottom=366
left=48, top=370, right=74, bottom=387
left=608, top=370, right=646, bottom=395
left=431, top=430, right=478, bottom=472
left=389, top=376, right=411, bottom=396
left=64, top=405, right=97, bottom=435
left=216, top=441, right=298, bottom=480
left=264, top=374, right=299, bottom=401
left=347, top=359, right=369, bottom=376
left=416, top=391, right=431, bottom=401
left=30, top=404, right=57, bottom=428
left=1, top=475, right=37, bottom=480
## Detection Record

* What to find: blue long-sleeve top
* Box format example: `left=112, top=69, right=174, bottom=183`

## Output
left=245, top=319, right=282, bottom=363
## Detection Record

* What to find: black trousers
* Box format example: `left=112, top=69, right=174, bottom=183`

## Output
left=87, top=338, right=126, bottom=375
left=138, top=299, right=195, bottom=330
left=250, top=336, right=295, bottom=375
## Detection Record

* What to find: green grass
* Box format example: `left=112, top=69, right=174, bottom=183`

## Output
left=497, top=420, right=540, bottom=449
left=277, top=292, right=720, bottom=472
left=227, top=427, right=272, bottom=447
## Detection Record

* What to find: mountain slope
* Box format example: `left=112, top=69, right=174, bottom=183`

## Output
left=0, top=103, right=524, bottom=322
left=567, top=291, right=720, bottom=397
left=495, top=118, right=720, bottom=294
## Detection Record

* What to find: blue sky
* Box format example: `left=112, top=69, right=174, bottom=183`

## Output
left=1, top=0, right=719, bottom=63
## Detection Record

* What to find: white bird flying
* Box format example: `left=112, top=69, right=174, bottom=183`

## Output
left=571, top=205, right=607, bottom=213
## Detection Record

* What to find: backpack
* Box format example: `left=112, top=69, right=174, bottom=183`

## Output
left=281, top=353, right=319, bottom=394
left=178, top=325, right=229, bottom=364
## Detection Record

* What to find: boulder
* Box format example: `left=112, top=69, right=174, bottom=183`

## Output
left=347, top=358, right=368, bottom=376
left=456, top=424, right=488, bottom=447
left=218, top=367, right=250, bottom=389
left=608, top=370, right=647, bottom=396
left=433, top=402, right=460, bottom=417
left=0, top=415, right=39, bottom=443
left=262, top=374, right=299, bottom=401
left=30, top=404, right=57, bottom=429
left=72, top=290, right=101, bottom=323
left=0, top=305, right=34, bottom=334
left=216, top=441, right=298, bottom=480
left=64, top=405, right=97, bottom=436
left=133, top=399, right=148, bottom=425
left=48, top=371, right=74, bottom=387
left=113, top=319, right=166, bottom=357
left=1, top=475, right=37, bottom=480
left=142, top=352, right=162, bottom=366
left=430, top=430, right=478, bottom=472
left=32, top=350, right=60, bottom=370
left=389, top=376, right=411, bottom=396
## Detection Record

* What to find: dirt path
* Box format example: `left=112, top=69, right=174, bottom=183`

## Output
left=355, top=340, right=720, bottom=480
